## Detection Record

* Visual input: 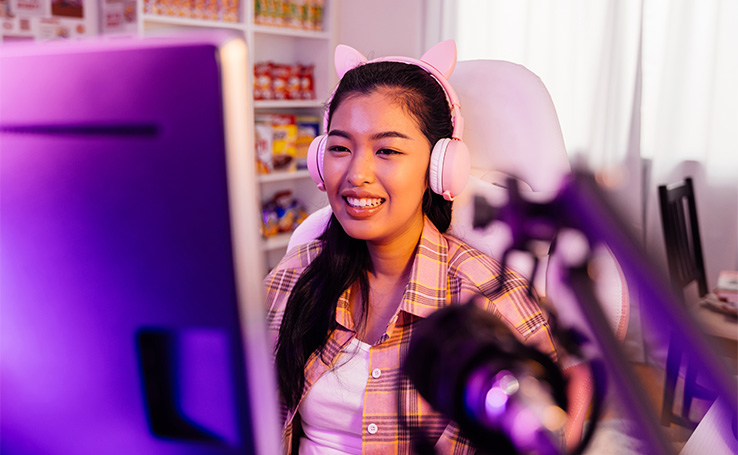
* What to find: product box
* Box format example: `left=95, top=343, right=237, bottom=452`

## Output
left=295, top=115, right=320, bottom=169
left=254, top=114, right=300, bottom=173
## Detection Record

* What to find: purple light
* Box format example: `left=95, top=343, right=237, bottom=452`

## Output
left=484, top=387, right=509, bottom=417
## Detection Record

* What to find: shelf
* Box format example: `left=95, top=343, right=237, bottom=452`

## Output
left=255, top=99, right=325, bottom=110
left=252, top=25, right=330, bottom=39
left=258, top=169, right=312, bottom=183
left=141, top=14, right=245, bottom=30
left=262, top=232, right=292, bottom=251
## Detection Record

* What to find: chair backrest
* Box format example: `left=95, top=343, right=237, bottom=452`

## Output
left=658, top=177, right=708, bottom=296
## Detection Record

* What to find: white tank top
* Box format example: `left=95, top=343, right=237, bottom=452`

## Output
left=298, top=337, right=371, bottom=455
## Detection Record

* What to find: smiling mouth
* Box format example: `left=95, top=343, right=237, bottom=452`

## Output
left=345, top=197, right=385, bottom=208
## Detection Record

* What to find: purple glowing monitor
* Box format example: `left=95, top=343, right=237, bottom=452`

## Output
left=0, top=33, right=280, bottom=454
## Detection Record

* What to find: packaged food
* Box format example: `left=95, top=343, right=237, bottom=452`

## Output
left=261, top=190, right=309, bottom=237
left=222, top=0, right=239, bottom=22
left=261, top=204, right=280, bottom=237
left=286, top=64, right=302, bottom=100
left=254, top=61, right=273, bottom=100
left=295, top=115, right=320, bottom=169
left=271, top=63, right=291, bottom=100
left=254, top=0, right=268, bottom=24
left=310, top=0, right=324, bottom=31
left=254, top=116, right=273, bottom=174
left=299, top=64, right=315, bottom=99
left=270, top=114, right=297, bottom=171
left=288, top=0, right=304, bottom=28
left=273, top=0, right=286, bottom=26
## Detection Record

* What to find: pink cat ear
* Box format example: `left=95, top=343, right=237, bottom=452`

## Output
left=420, top=40, right=457, bottom=79
left=334, top=44, right=368, bottom=79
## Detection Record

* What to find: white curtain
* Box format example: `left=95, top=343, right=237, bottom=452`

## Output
left=425, top=0, right=738, bottom=362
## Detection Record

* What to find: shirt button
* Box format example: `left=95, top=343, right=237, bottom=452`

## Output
left=371, top=368, right=381, bottom=379
left=367, top=423, right=378, bottom=434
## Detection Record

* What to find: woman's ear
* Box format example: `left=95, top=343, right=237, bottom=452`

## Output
left=334, top=45, right=368, bottom=79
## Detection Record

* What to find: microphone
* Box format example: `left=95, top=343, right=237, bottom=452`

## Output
left=402, top=301, right=568, bottom=455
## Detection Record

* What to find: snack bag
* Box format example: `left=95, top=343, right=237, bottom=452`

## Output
left=287, top=64, right=302, bottom=100
left=222, top=0, right=239, bottom=22
left=271, top=63, right=291, bottom=100
left=288, top=0, right=304, bottom=28
left=254, top=0, right=267, bottom=24
left=254, top=61, right=273, bottom=100
left=272, top=190, right=309, bottom=233
left=311, top=0, right=324, bottom=31
left=261, top=202, right=280, bottom=237
left=270, top=114, right=297, bottom=171
left=295, top=115, right=320, bottom=169
left=255, top=116, right=273, bottom=174
left=299, top=64, right=315, bottom=99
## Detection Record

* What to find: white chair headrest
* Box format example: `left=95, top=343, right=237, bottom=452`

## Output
left=449, top=60, right=571, bottom=193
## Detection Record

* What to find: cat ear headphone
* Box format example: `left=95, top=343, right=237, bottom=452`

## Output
left=307, top=40, right=470, bottom=202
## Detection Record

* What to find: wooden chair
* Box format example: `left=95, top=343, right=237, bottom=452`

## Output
left=658, top=177, right=715, bottom=428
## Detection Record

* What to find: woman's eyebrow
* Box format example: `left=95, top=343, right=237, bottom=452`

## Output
left=327, top=129, right=411, bottom=140
left=327, top=129, right=352, bottom=139
left=371, top=131, right=411, bottom=140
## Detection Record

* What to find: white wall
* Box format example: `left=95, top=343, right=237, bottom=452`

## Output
left=335, top=0, right=425, bottom=59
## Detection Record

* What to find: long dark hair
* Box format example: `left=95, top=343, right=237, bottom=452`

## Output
left=275, top=61, right=455, bottom=410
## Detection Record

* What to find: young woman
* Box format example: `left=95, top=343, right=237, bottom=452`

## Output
left=264, top=42, right=558, bottom=455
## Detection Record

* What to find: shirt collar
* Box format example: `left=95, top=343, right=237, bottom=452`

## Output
left=398, top=217, right=450, bottom=318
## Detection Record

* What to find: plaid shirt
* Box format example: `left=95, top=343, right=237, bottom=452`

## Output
left=265, top=217, right=558, bottom=454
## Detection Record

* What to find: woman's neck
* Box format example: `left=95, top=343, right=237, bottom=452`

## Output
left=351, top=218, right=423, bottom=344
left=366, top=213, right=424, bottom=280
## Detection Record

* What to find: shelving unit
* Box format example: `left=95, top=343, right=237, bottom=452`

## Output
left=137, top=0, right=334, bottom=274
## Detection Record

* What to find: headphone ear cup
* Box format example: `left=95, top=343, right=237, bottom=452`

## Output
left=429, top=138, right=471, bottom=201
left=307, top=134, right=328, bottom=191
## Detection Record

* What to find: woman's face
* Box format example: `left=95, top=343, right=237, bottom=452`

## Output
left=323, top=89, right=431, bottom=247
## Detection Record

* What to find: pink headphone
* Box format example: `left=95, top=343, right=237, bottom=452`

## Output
left=307, top=40, right=470, bottom=201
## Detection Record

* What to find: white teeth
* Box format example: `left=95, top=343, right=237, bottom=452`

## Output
left=346, top=197, right=384, bottom=208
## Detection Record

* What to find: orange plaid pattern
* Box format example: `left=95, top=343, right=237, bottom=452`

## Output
left=265, top=217, right=558, bottom=454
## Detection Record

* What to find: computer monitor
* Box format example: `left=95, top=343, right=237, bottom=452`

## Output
left=0, top=33, right=280, bottom=454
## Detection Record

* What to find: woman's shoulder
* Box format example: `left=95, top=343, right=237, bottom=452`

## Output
left=439, top=231, right=532, bottom=289
left=264, top=240, right=323, bottom=289
left=272, top=239, right=323, bottom=272
left=442, top=231, right=503, bottom=272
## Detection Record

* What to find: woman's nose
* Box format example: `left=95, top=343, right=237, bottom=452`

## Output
left=346, top=149, right=374, bottom=186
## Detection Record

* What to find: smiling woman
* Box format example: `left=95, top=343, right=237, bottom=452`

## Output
left=263, top=41, right=559, bottom=455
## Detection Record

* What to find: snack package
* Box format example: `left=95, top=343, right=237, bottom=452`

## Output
left=192, top=0, right=205, bottom=18
left=270, top=114, right=297, bottom=171
left=261, top=190, right=309, bottom=237
left=254, top=61, right=273, bottom=100
left=299, top=64, right=315, bottom=99
left=310, top=0, right=324, bottom=31
left=286, top=63, right=302, bottom=100
left=288, top=0, right=304, bottom=28
left=261, top=204, right=280, bottom=237
left=271, top=63, right=291, bottom=100
left=271, top=0, right=286, bottom=26
left=222, top=0, right=239, bottom=22
left=295, top=115, right=320, bottom=169
left=254, top=0, right=268, bottom=24
left=205, top=0, right=218, bottom=20
left=255, top=116, right=273, bottom=174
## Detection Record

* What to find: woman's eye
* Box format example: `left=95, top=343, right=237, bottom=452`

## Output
left=328, top=145, right=350, bottom=153
left=377, top=149, right=399, bottom=157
